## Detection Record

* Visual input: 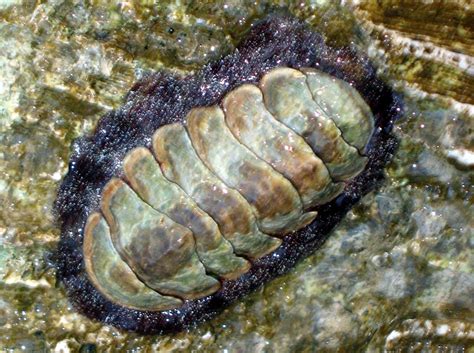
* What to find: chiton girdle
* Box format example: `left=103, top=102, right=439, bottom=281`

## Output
left=54, top=13, right=402, bottom=334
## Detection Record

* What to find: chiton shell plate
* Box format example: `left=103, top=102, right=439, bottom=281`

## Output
left=55, top=13, right=402, bottom=334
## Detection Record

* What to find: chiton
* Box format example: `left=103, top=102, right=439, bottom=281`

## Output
left=55, top=13, right=402, bottom=333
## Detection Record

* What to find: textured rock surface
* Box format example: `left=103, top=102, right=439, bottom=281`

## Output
left=0, top=0, right=472, bottom=351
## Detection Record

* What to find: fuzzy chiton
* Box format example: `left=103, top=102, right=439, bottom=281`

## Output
left=55, top=13, right=402, bottom=334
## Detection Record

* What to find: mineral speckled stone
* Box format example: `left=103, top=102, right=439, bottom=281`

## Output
left=54, top=13, right=402, bottom=334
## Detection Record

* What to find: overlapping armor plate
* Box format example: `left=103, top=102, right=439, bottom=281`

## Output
left=84, top=67, right=374, bottom=310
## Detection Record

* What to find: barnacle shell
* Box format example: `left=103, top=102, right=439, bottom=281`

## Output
left=55, top=13, right=402, bottom=334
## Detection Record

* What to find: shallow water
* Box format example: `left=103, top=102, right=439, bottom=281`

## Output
left=0, top=1, right=472, bottom=352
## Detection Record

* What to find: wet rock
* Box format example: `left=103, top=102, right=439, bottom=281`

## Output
left=409, top=150, right=456, bottom=184
left=340, top=224, right=372, bottom=254
left=418, top=269, right=474, bottom=319
left=446, top=148, right=474, bottom=170
left=311, top=302, right=361, bottom=351
left=79, top=343, right=97, bottom=353
left=375, top=193, right=403, bottom=225
left=0, top=0, right=473, bottom=351
left=382, top=319, right=474, bottom=352
left=375, top=268, right=411, bottom=301
left=412, top=206, right=447, bottom=239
